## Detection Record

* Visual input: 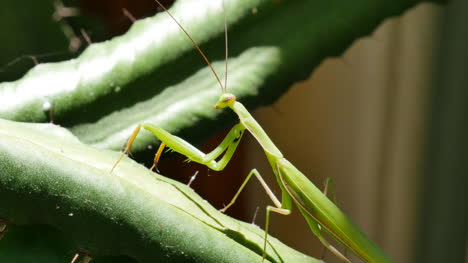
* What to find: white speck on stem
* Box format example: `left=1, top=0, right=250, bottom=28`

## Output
left=42, top=101, right=52, bottom=111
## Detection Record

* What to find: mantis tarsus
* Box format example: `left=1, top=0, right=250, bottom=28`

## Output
left=112, top=0, right=392, bottom=262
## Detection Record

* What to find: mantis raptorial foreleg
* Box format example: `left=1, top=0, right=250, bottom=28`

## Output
left=111, top=123, right=245, bottom=174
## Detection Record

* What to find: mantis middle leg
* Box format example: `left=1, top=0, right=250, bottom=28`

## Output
left=219, top=168, right=293, bottom=262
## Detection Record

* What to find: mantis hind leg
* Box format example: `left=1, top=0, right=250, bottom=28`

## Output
left=276, top=162, right=352, bottom=263
left=322, top=177, right=338, bottom=205
left=299, top=205, right=352, bottom=263
left=307, top=177, right=352, bottom=263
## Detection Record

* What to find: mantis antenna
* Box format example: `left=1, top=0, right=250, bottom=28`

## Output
left=222, top=0, right=228, bottom=92
left=152, top=0, right=227, bottom=93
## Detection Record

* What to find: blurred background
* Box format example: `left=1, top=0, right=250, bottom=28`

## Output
left=0, top=0, right=466, bottom=263
left=242, top=2, right=467, bottom=263
left=244, top=2, right=465, bottom=263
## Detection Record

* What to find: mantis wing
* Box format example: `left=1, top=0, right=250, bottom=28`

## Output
left=277, top=158, right=392, bottom=263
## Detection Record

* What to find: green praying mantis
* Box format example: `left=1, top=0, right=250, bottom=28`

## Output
left=111, top=0, right=393, bottom=262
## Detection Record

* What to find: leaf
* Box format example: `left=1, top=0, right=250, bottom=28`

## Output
left=0, top=118, right=319, bottom=263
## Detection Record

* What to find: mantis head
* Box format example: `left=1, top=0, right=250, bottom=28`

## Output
left=214, top=93, right=236, bottom=109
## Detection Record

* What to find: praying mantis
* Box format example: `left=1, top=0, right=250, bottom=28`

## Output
left=111, top=0, right=393, bottom=262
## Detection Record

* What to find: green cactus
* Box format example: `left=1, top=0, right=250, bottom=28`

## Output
left=0, top=118, right=320, bottom=262
left=0, top=0, right=445, bottom=262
